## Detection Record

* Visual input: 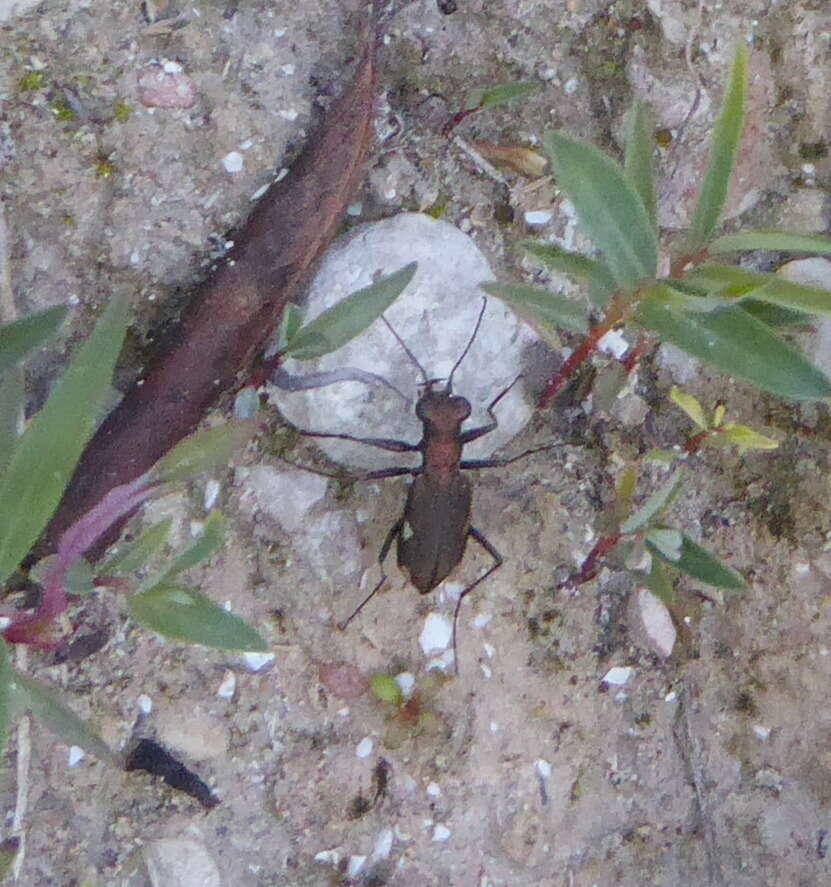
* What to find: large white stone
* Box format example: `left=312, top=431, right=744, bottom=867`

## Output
left=270, top=213, right=538, bottom=469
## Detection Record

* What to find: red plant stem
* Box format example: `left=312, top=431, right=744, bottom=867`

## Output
left=683, top=429, right=710, bottom=455
left=619, top=331, right=651, bottom=375
left=538, top=299, right=629, bottom=409
left=560, top=532, right=622, bottom=589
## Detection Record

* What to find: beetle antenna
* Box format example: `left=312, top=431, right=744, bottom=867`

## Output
left=381, top=315, right=429, bottom=384
left=447, top=296, right=487, bottom=391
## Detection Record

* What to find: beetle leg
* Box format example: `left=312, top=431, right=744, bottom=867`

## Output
left=338, top=517, right=405, bottom=631
left=450, top=527, right=503, bottom=673
left=298, top=429, right=419, bottom=453
left=459, top=443, right=555, bottom=471
left=458, top=374, right=522, bottom=444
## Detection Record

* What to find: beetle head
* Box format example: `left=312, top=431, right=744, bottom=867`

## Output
left=415, top=384, right=471, bottom=430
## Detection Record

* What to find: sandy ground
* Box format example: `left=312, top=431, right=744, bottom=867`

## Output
left=3, top=1, right=831, bottom=885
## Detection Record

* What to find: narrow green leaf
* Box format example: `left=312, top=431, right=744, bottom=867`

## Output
left=370, top=674, right=404, bottom=706
left=670, top=387, right=708, bottom=430
left=0, top=305, right=68, bottom=376
left=710, top=231, right=831, bottom=255
left=688, top=263, right=831, bottom=317
left=621, top=470, right=684, bottom=534
left=128, top=584, right=268, bottom=651
left=544, top=131, right=658, bottom=291
left=645, top=448, right=681, bottom=464
left=520, top=240, right=599, bottom=280
left=99, top=518, right=172, bottom=577
left=151, top=421, right=256, bottom=484
left=623, top=101, right=657, bottom=227
left=635, top=300, right=831, bottom=401
left=646, top=527, right=683, bottom=561
left=11, top=671, right=118, bottom=764
left=649, top=533, right=746, bottom=590
left=739, top=300, right=811, bottom=329
left=638, top=558, right=675, bottom=607
left=0, top=640, right=11, bottom=756
left=718, top=423, right=778, bottom=451
left=481, top=282, right=589, bottom=334
left=687, top=44, right=748, bottom=250
left=0, top=297, right=129, bottom=587
left=0, top=367, right=23, bottom=477
left=468, top=81, right=541, bottom=110
left=277, top=303, right=304, bottom=351
left=141, top=510, right=226, bottom=591
left=30, top=555, right=96, bottom=596
left=283, top=262, right=417, bottom=360
left=588, top=261, right=617, bottom=308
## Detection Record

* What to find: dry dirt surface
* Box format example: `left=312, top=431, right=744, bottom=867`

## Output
left=3, top=1, right=831, bottom=885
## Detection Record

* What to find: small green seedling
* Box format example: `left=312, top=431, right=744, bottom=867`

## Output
left=370, top=672, right=446, bottom=749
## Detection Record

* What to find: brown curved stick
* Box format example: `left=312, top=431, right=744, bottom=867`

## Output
left=35, top=18, right=381, bottom=560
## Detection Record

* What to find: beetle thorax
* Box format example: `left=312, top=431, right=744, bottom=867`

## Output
left=415, top=387, right=471, bottom=435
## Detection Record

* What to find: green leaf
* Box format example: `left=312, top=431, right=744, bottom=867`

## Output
left=709, top=231, right=831, bottom=255
left=520, top=240, right=599, bottom=280
left=140, top=510, right=226, bottom=592
left=0, top=367, right=23, bottom=477
left=30, top=555, right=96, bottom=595
left=740, top=300, right=811, bottom=329
left=636, top=558, right=675, bottom=607
left=128, top=584, right=268, bottom=651
left=646, top=527, right=683, bottom=561
left=11, top=671, right=118, bottom=764
left=277, top=303, right=304, bottom=351
left=99, top=518, right=172, bottom=577
left=621, top=470, right=684, bottom=534
left=370, top=674, right=404, bottom=706
left=544, top=131, right=658, bottom=291
left=0, top=305, right=68, bottom=376
left=283, top=262, right=417, bottom=360
left=0, top=640, right=12, bottom=757
left=468, top=81, right=541, bottom=110
left=645, top=448, right=681, bottom=464
left=649, top=533, right=745, bottom=590
left=481, top=282, right=589, bottom=334
left=687, top=264, right=831, bottom=317
left=717, top=423, right=778, bottom=451
left=623, top=101, right=657, bottom=227
left=687, top=44, right=748, bottom=251
left=0, top=297, right=129, bottom=587
left=588, top=261, right=617, bottom=308
left=670, top=387, right=708, bottom=430
left=635, top=300, right=831, bottom=401
left=151, top=421, right=256, bottom=484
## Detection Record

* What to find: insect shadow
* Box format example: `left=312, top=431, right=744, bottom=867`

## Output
left=277, top=297, right=550, bottom=672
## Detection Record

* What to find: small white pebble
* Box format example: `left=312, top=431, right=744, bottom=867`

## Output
left=130, top=249, right=141, bottom=265
left=441, top=582, right=464, bottom=604
left=821, top=647, right=830, bottom=657
left=489, top=721, right=499, bottom=733
left=432, top=825, right=451, bottom=843
left=250, top=183, right=269, bottom=200
left=204, top=478, right=221, bottom=510
left=614, top=691, right=628, bottom=702
left=534, top=759, right=552, bottom=779
left=563, top=77, right=579, bottom=94
left=602, top=666, right=633, bottom=686
left=222, top=151, right=244, bottom=173
left=242, top=651, right=275, bottom=672
left=314, top=850, right=340, bottom=866
left=794, top=562, right=811, bottom=575
left=216, top=670, right=236, bottom=699
left=275, top=167, right=288, bottom=182
left=280, top=63, right=296, bottom=75
left=372, top=828, right=394, bottom=860
left=279, top=108, right=299, bottom=121
left=273, top=26, right=287, bottom=37
left=472, top=612, right=492, bottom=628
left=483, top=642, right=495, bottom=658
left=597, top=329, right=630, bottom=360
left=753, top=724, right=771, bottom=740
left=420, top=613, right=452, bottom=655
left=190, top=520, right=204, bottom=537
left=426, top=781, right=441, bottom=797
left=162, top=59, right=183, bottom=74
left=356, top=736, right=374, bottom=759
left=426, top=649, right=455, bottom=673
left=68, top=746, right=85, bottom=767
left=395, top=672, right=415, bottom=697
left=137, top=694, right=153, bottom=714
left=524, top=209, right=553, bottom=226
left=346, top=202, right=363, bottom=216
left=337, top=706, right=350, bottom=717
left=665, top=690, right=677, bottom=702
left=480, top=663, right=492, bottom=679
left=347, top=856, right=366, bottom=879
